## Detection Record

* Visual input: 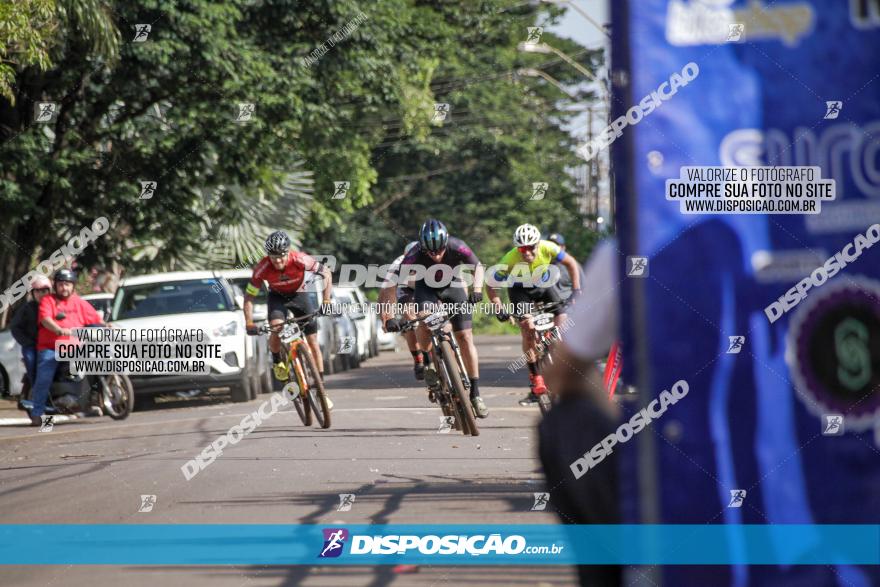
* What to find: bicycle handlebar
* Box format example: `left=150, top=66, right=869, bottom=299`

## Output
left=255, top=311, right=321, bottom=334
left=508, top=299, right=571, bottom=320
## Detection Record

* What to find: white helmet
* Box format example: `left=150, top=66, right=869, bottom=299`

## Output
left=513, top=224, right=541, bottom=247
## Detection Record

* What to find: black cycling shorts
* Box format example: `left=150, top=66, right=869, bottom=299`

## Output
left=413, top=281, right=472, bottom=332
left=397, top=286, right=415, bottom=304
left=267, top=291, right=318, bottom=336
left=508, top=285, right=565, bottom=318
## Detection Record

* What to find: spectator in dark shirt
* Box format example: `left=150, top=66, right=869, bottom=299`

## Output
left=10, top=274, right=53, bottom=388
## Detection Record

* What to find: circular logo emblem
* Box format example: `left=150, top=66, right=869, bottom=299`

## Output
left=786, top=276, right=880, bottom=431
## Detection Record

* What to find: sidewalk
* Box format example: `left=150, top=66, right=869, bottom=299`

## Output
left=0, top=396, right=77, bottom=426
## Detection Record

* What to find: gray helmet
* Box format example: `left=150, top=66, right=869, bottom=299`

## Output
left=264, top=230, right=291, bottom=255
left=419, top=219, right=448, bottom=253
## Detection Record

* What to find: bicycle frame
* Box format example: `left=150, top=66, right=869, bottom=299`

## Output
left=273, top=323, right=313, bottom=397
left=427, top=324, right=470, bottom=392
left=513, top=300, right=567, bottom=363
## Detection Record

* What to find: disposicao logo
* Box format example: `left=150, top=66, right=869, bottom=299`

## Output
left=319, top=528, right=349, bottom=558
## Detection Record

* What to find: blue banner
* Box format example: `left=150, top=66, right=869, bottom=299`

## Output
left=1, top=525, right=877, bottom=565
left=612, top=0, right=880, bottom=585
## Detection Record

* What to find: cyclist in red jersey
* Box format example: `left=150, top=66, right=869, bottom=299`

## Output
left=244, top=231, right=333, bottom=388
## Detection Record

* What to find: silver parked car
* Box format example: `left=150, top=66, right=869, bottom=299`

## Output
left=0, top=327, right=25, bottom=398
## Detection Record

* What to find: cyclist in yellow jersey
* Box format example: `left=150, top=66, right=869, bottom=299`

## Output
left=488, top=224, right=581, bottom=404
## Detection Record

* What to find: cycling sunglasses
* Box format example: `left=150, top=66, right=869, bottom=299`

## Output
left=34, top=288, right=51, bottom=293
left=517, top=245, right=536, bottom=253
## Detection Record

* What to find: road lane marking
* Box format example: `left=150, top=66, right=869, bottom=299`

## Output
left=0, top=407, right=538, bottom=441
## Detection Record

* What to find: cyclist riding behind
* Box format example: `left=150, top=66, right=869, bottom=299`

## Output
left=394, top=219, right=489, bottom=418
left=244, top=231, right=333, bottom=401
left=488, top=224, right=581, bottom=405
left=378, top=241, right=426, bottom=381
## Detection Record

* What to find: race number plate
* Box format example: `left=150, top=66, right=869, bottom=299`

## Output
left=280, top=323, right=300, bottom=343
left=424, top=311, right=447, bottom=330
left=533, top=312, right=555, bottom=332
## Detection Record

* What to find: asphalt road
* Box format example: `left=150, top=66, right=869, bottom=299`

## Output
left=0, top=335, right=578, bottom=586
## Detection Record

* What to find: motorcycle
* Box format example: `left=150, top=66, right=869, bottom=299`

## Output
left=18, top=323, right=134, bottom=421
left=19, top=364, right=134, bottom=421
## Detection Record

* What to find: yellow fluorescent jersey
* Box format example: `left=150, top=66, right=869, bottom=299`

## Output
left=494, top=240, right=564, bottom=286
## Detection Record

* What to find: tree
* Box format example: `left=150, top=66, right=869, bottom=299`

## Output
left=304, top=1, right=602, bottom=269
left=0, top=0, right=460, bottom=287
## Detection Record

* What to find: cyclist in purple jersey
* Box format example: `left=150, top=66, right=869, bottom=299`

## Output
left=397, top=219, right=489, bottom=418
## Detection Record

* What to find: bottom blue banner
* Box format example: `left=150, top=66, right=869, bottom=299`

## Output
left=1, top=525, right=877, bottom=565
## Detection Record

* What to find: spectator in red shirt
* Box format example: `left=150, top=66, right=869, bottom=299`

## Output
left=27, top=269, right=106, bottom=425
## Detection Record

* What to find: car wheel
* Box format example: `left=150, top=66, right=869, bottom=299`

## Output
left=260, top=360, right=273, bottom=394
left=248, top=360, right=260, bottom=400
left=323, top=348, right=334, bottom=375
left=231, top=366, right=252, bottom=403
left=350, top=339, right=361, bottom=369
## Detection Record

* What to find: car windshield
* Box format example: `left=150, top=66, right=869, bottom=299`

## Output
left=111, top=279, right=232, bottom=320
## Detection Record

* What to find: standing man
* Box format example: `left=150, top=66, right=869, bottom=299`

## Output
left=29, top=269, right=107, bottom=425
left=243, top=231, right=333, bottom=391
left=397, top=219, right=489, bottom=418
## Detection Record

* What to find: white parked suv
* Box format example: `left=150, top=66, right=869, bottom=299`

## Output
left=334, top=285, right=378, bottom=362
left=217, top=268, right=273, bottom=395
left=109, top=271, right=258, bottom=403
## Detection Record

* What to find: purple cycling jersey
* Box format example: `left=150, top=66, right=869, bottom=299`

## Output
left=399, top=236, right=480, bottom=270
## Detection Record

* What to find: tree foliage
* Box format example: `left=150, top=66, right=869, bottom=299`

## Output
left=0, top=0, right=601, bottom=294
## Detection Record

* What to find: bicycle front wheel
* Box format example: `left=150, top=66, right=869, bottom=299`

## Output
left=287, top=348, right=311, bottom=426
left=300, top=348, right=331, bottom=429
left=439, top=339, right=478, bottom=437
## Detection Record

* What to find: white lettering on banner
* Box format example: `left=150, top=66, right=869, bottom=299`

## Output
left=719, top=122, right=880, bottom=200
left=666, top=0, right=814, bottom=46
left=347, top=534, right=550, bottom=556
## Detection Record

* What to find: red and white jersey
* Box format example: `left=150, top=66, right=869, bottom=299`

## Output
left=248, top=250, right=320, bottom=295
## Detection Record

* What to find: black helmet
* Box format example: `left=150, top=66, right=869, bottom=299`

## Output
left=264, top=230, right=291, bottom=255
left=547, top=232, right=565, bottom=246
left=54, top=269, right=77, bottom=283
left=419, top=219, right=448, bottom=253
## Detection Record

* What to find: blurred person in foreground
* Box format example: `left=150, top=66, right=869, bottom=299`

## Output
left=540, top=239, right=622, bottom=587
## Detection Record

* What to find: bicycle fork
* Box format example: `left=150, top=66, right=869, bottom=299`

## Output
left=288, top=346, right=308, bottom=396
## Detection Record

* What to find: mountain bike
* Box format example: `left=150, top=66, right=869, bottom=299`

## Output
left=511, top=299, right=568, bottom=416
left=389, top=310, right=478, bottom=437
left=256, top=312, right=331, bottom=429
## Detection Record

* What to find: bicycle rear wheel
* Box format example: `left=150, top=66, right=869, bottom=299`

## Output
left=300, top=348, right=331, bottom=429
left=439, top=339, right=478, bottom=437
